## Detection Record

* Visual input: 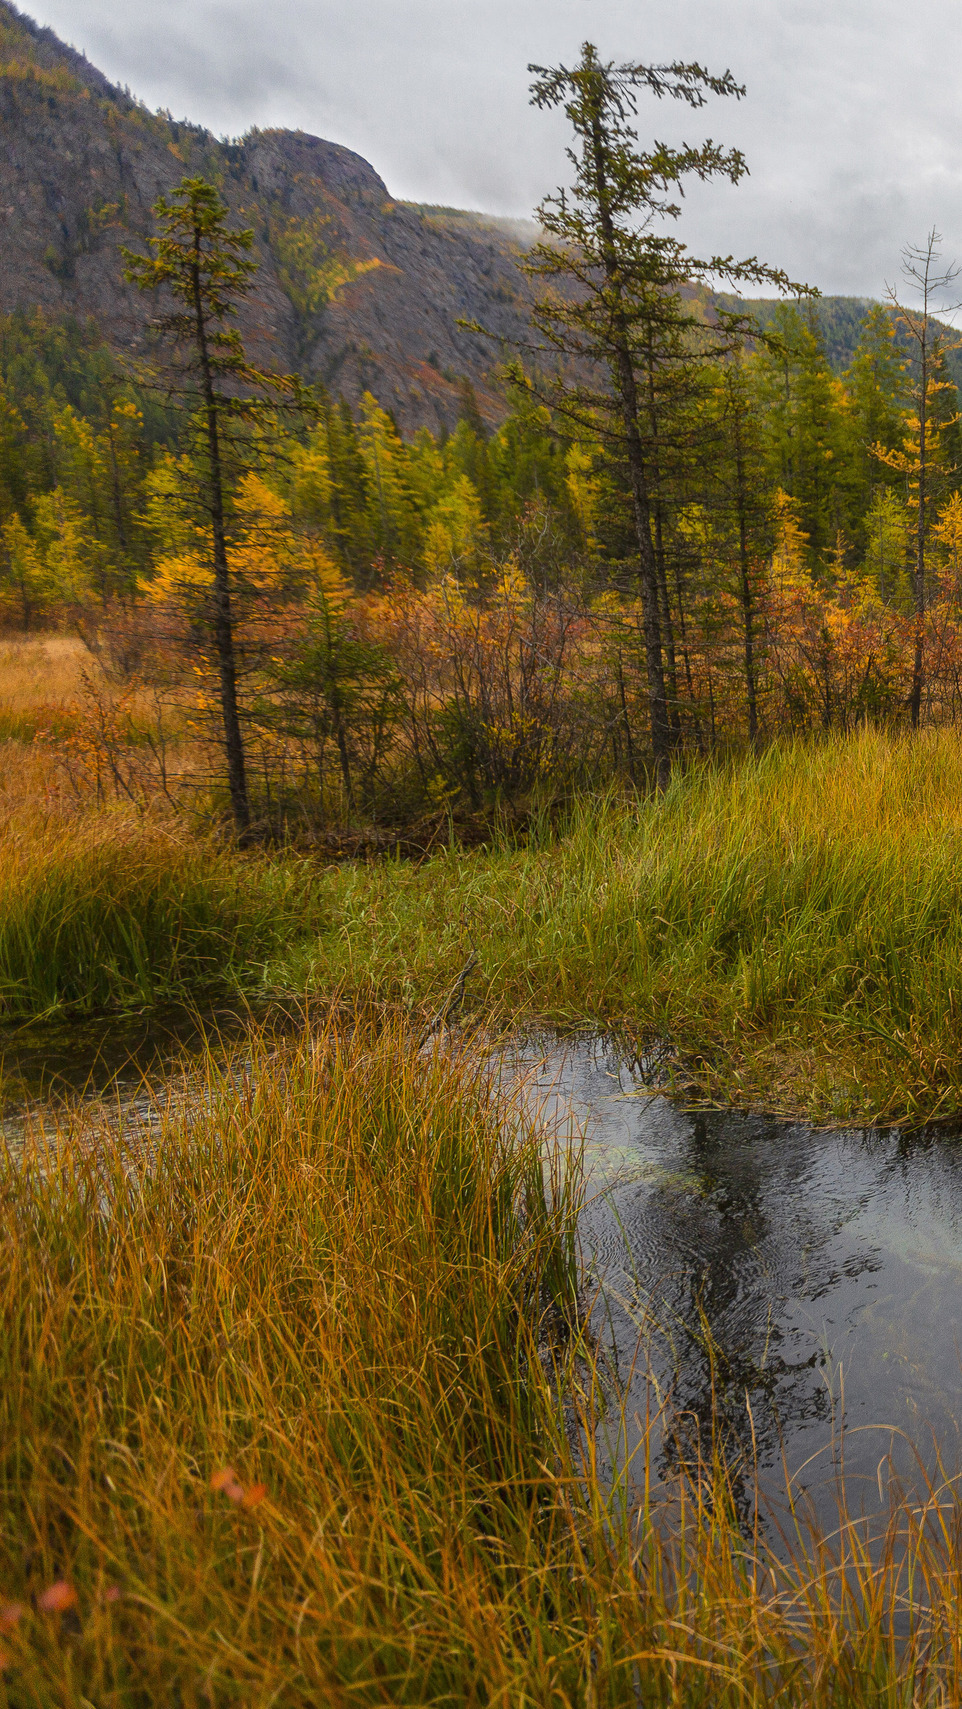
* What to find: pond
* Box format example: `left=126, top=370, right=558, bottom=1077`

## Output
left=513, top=1032, right=962, bottom=1536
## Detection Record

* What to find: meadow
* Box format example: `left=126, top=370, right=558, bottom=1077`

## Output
left=4, top=636, right=962, bottom=1119
left=300, top=724, right=962, bottom=1123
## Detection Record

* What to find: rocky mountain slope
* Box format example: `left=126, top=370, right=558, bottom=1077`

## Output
left=4, top=2, right=947, bottom=435
left=0, top=1, right=539, bottom=429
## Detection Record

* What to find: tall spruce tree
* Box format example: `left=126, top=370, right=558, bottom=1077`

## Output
left=519, top=42, right=802, bottom=782
left=124, top=176, right=307, bottom=835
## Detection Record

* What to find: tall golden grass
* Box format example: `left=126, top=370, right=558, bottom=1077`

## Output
left=3, top=1021, right=962, bottom=1703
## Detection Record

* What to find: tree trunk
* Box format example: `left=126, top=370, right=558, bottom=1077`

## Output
left=191, top=241, right=251, bottom=836
left=734, top=444, right=759, bottom=741
left=653, top=502, right=680, bottom=737
left=590, top=119, right=670, bottom=787
left=910, top=333, right=927, bottom=729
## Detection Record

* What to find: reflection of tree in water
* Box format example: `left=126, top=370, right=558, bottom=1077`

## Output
left=573, top=1031, right=962, bottom=1535
left=594, top=1108, right=880, bottom=1526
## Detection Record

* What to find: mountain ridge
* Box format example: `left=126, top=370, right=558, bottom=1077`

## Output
left=1, top=2, right=954, bottom=427
left=0, top=0, right=541, bottom=430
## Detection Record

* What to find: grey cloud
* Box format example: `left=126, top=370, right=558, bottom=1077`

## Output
left=22, top=0, right=962, bottom=295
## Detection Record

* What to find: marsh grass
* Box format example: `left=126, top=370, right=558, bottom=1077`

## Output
left=294, top=727, right=962, bottom=1121
left=5, top=1022, right=962, bottom=1703
left=0, top=814, right=313, bottom=1020
left=0, top=1020, right=584, bottom=1703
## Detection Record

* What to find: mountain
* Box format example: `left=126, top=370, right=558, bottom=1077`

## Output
left=0, top=1, right=540, bottom=430
left=5, top=2, right=958, bottom=434
left=723, top=294, right=962, bottom=389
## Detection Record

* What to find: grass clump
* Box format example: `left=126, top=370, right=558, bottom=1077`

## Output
left=0, top=1021, right=583, bottom=1703
left=293, top=727, right=962, bottom=1121
left=0, top=814, right=311, bottom=1020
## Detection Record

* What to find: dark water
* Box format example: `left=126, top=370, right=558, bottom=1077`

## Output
left=515, top=1034, right=962, bottom=1532
left=0, top=1004, right=277, bottom=1156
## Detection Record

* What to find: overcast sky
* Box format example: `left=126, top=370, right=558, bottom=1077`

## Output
left=20, top=0, right=962, bottom=300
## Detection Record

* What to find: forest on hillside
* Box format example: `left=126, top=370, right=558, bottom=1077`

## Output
left=0, top=38, right=960, bottom=838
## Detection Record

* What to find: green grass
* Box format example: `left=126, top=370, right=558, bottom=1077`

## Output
left=0, top=813, right=313, bottom=1020
left=287, top=727, right=962, bottom=1121
left=9, top=723, right=962, bottom=1108
left=5, top=1022, right=962, bottom=1703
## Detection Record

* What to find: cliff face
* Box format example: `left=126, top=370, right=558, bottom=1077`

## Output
left=0, top=1, right=538, bottom=429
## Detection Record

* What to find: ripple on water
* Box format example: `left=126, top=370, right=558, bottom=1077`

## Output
left=505, top=1032, right=962, bottom=1533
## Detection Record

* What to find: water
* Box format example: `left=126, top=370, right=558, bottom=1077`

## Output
left=7, top=1015, right=962, bottom=1531
left=0, top=1003, right=281, bottom=1157
left=516, top=1033, right=962, bottom=1532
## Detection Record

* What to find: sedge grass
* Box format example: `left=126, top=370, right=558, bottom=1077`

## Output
left=290, top=726, right=962, bottom=1121
left=5, top=1022, right=962, bottom=1703
left=0, top=813, right=314, bottom=1020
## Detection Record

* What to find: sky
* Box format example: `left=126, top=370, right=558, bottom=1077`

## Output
left=20, top=0, right=962, bottom=301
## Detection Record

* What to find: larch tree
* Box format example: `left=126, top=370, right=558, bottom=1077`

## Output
left=876, top=232, right=961, bottom=728
left=709, top=350, right=772, bottom=740
left=517, top=42, right=803, bottom=784
left=123, top=175, right=308, bottom=836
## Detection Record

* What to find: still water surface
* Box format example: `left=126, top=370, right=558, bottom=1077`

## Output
left=514, top=1033, right=962, bottom=1531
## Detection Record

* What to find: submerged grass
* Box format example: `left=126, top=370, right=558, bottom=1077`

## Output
left=5, top=1022, right=962, bottom=1703
left=293, top=727, right=962, bottom=1121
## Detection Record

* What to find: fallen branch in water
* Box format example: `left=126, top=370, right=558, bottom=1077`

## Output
left=417, top=951, right=480, bottom=1050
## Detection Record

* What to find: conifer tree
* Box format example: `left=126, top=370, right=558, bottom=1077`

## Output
left=710, top=352, right=772, bottom=738
left=123, top=175, right=307, bottom=835
left=752, top=303, right=851, bottom=564
left=844, top=304, right=908, bottom=522
left=519, top=42, right=802, bottom=782
left=876, top=233, right=961, bottom=726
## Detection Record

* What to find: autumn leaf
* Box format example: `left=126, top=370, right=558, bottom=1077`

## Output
left=211, top=1466, right=246, bottom=1503
left=37, top=1581, right=78, bottom=1614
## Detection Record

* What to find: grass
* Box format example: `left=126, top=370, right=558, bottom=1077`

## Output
left=0, top=636, right=283, bottom=1021
left=0, top=1022, right=581, bottom=1703
left=0, top=813, right=314, bottom=1020
left=5, top=1022, right=962, bottom=1703
left=287, top=726, right=962, bottom=1122
left=5, top=717, right=962, bottom=1115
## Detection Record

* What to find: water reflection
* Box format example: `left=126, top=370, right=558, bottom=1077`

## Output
left=515, top=1034, right=962, bottom=1529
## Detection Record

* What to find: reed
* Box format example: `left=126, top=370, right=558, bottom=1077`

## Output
left=3, top=1023, right=962, bottom=1703
left=297, top=726, right=962, bottom=1120
left=0, top=1020, right=583, bottom=1703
